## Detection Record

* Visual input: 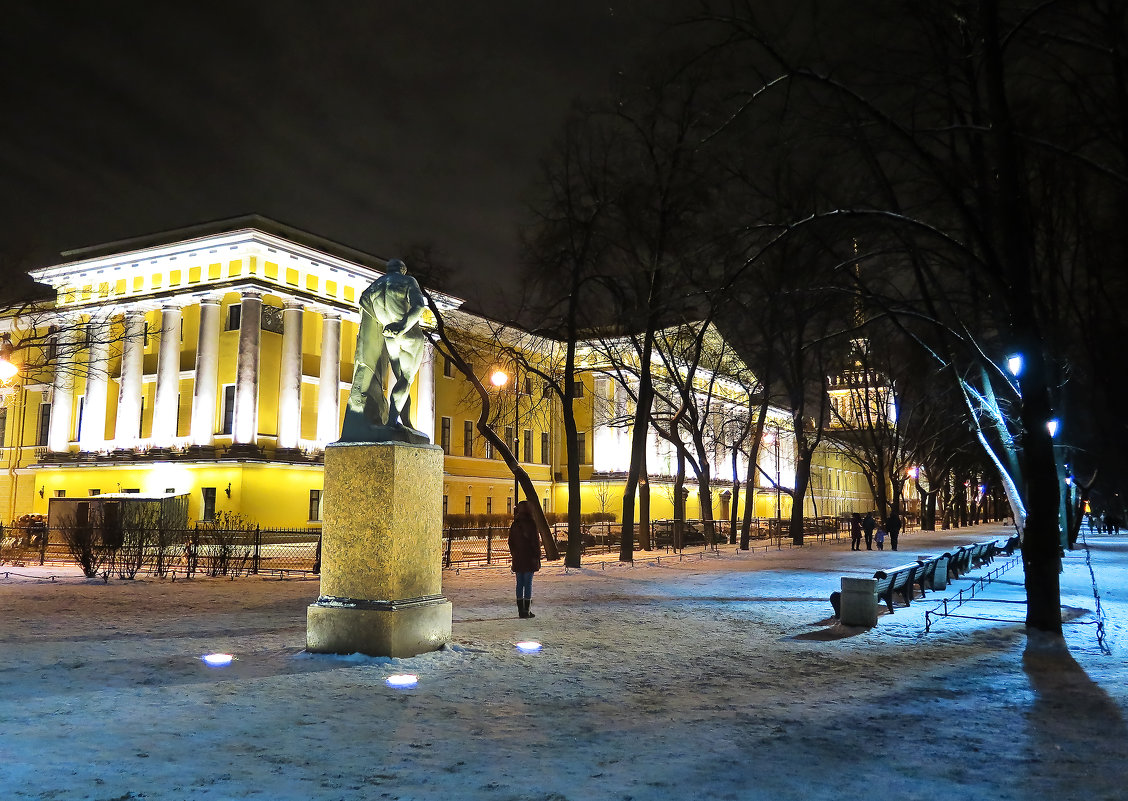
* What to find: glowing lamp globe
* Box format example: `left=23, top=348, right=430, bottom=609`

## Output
left=490, top=370, right=508, bottom=388
left=0, top=359, right=17, bottom=382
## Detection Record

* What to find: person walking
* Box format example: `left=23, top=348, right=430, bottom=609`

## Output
left=850, top=513, right=863, bottom=550
left=862, top=512, right=875, bottom=550
left=887, top=513, right=902, bottom=551
left=508, top=500, right=541, bottom=619
left=875, top=522, right=886, bottom=550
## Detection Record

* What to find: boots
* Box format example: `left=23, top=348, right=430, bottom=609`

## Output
left=517, top=599, right=535, bottom=619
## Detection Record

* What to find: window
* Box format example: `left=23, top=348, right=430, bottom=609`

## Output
left=443, top=356, right=454, bottom=378
left=0, top=407, right=7, bottom=447
left=524, top=376, right=533, bottom=395
left=522, top=429, right=532, bottom=463
left=226, top=304, right=241, bottom=331
left=577, top=432, right=587, bottom=464
left=486, top=496, right=493, bottom=515
left=573, top=380, right=585, bottom=398
left=123, top=488, right=140, bottom=494
left=485, top=438, right=493, bottom=460
left=504, top=426, right=514, bottom=458
left=89, top=489, right=100, bottom=496
left=464, top=495, right=471, bottom=515
left=221, top=385, right=236, bottom=435
left=261, top=305, right=284, bottom=334
left=440, top=417, right=452, bottom=455
left=201, top=487, right=216, bottom=521
left=442, top=494, right=449, bottom=517
left=54, top=489, right=65, bottom=498
left=143, top=322, right=149, bottom=347
left=541, top=432, right=550, bottom=465
left=37, top=402, right=51, bottom=446
left=308, top=489, right=322, bottom=521
left=506, top=497, right=513, bottom=515
left=463, top=420, right=474, bottom=457
left=76, top=397, right=84, bottom=439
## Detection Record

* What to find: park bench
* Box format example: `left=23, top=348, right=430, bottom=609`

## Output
left=949, top=540, right=1001, bottom=579
left=872, top=560, right=929, bottom=613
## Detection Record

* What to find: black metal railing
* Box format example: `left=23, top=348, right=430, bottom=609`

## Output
left=0, top=524, right=321, bottom=578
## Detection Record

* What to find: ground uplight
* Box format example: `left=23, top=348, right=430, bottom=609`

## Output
left=201, top=653, right=234, bottom=667
left=515, top=641, right=542, bottom=653
left=386, top=674, right=419, bottom=688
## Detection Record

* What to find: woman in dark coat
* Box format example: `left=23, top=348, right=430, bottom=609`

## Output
left=508, top=500, right=542, bottom=618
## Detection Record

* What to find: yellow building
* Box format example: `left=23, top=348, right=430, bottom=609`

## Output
left=0, top=217, right=874, bottom=529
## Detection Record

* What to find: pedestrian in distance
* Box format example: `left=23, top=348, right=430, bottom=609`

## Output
left=862, top=512, right=875, bottom=550
left=850, top=513, right=863, bottom=550
left=508, top=500, right=541, bottom=619
left=875, top=523, right=886, bottom=550
left=887, top=513, right=902, bottom=551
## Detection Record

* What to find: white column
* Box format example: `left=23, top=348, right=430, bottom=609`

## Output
left=232, top=290, right=262, bottom=446
left=316, top=311, right=341, bottom=445
left=79, top=323, right=110, bottom=451
left=115, top=309, right=146, bottom=446
left=190, top=297, right=222, bottom=447
left=277, top=300, right=304, bottom=450
left=151, top=303, right=183, bottom=447
left=415, top=339, right=435, bottom=441
left=47, top=328, right=77, bottom=454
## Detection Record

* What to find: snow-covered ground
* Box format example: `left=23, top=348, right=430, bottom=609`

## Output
left=1, top=523, right=1125, bottom=801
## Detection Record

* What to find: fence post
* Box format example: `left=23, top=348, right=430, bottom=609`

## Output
left=444, top=529, right=452, bottom=568
left=487, top=526, right=493, bottom=565
left=252, top=525, right=261, bottom=575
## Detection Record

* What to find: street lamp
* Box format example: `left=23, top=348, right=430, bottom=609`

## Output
left=762, top=425, right=782, bottom=531
left=1006, top=354, right=1023, bottom=378
left=490, top=368, right=520, bottom=512
left=0, top=333, right=17, bottom=383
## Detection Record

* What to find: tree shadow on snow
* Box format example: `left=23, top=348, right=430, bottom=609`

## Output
left=1022, top=626, right=1128, bottom=795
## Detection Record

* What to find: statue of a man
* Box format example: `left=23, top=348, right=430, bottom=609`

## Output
left=339, top=258, right=430, bottom=444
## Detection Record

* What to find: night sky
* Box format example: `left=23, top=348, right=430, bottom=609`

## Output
left=1, top=1, right=677, bottom=303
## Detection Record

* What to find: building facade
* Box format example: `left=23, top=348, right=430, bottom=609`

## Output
left=0, top=218, right=872, bottom=529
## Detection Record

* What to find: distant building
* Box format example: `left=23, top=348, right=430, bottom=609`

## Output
left=0, top=217, right=873, bottom=528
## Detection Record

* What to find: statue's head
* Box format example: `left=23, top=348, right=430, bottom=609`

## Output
left=386, top=258, right=407, bottom=275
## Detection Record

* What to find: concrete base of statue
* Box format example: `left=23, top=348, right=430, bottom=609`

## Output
left=306, top=440, right=451, bottom=658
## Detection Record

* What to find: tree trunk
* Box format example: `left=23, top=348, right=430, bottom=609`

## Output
left=979, top=0, right=1061, bottom=634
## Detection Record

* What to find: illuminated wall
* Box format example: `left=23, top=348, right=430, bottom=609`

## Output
left=0, top=220, right=878, bottom=529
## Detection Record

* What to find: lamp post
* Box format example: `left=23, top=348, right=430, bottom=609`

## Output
left=490, top=368, right=520, bottom=513
left=762, top=424, right=782, bottom=533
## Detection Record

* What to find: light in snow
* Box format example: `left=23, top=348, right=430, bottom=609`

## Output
left=201, top=653, right=234, bottom=667
left=515, top=641, right=542, bottom=653
left=386, top=674, right=419, bottom=688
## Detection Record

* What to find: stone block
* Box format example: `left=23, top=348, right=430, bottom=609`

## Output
left=306, top=441, right=451, bottom=658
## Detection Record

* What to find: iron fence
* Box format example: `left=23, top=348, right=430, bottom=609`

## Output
left=1, top=514, right=854, bottom=574
left=0, top=524, right=321, bottom=577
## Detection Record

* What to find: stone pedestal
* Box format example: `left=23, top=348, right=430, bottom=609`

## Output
left=306, top=441, right=451, bottom=657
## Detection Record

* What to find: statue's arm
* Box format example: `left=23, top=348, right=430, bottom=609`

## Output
left=384, top=278, right=427, bottom=335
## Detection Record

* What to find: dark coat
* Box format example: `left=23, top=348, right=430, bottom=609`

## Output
left=508, top=515, right=542, bottom=573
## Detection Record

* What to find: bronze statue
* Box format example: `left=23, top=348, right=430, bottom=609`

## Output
left=340, top=259, right=430, bottom=444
